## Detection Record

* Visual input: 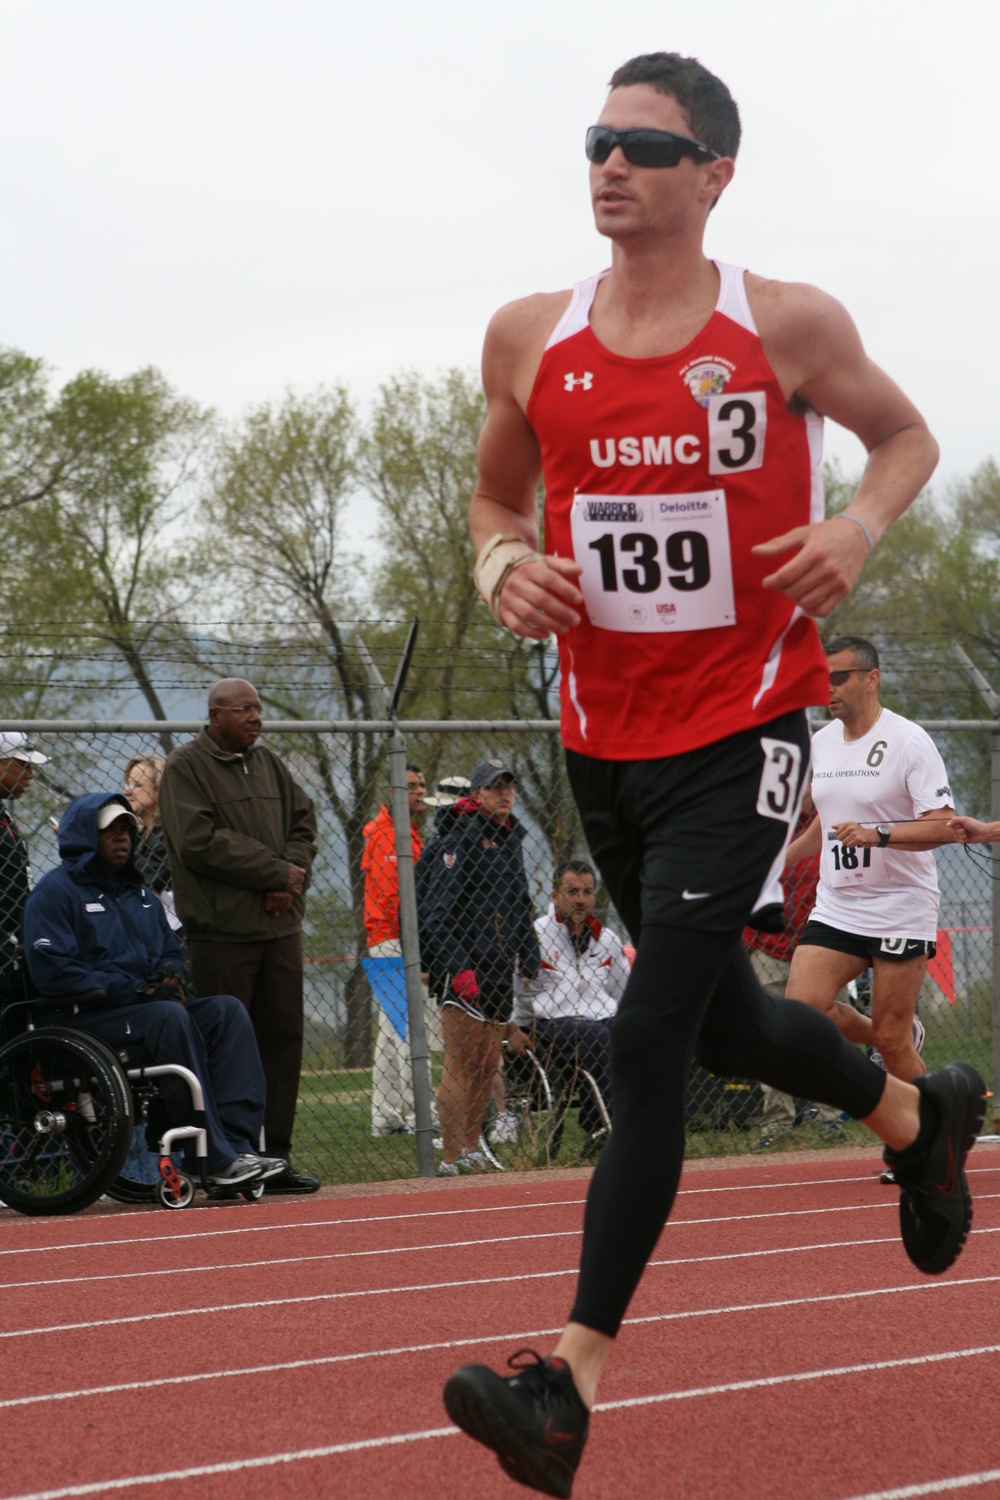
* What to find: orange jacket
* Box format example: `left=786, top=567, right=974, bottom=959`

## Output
left=360, top=803, right=422, bottom=947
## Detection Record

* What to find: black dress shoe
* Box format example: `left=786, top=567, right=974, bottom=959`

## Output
left=262, top=1165, right=321, bottom=1194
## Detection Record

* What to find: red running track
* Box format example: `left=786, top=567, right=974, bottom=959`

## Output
left=0, top=1145, right=998, bottom=1500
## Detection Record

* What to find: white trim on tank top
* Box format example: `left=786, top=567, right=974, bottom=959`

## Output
left=543, top=261, right=756, bottom=352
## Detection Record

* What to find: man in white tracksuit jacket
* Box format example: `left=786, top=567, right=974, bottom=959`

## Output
left=513, top=859, right=631, bottom=1146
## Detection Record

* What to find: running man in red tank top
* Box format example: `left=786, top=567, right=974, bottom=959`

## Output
left=442, top=54, right=986, bottom=1498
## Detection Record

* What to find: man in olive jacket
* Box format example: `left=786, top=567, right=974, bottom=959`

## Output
left=159, top=678, right=319, bottom=1193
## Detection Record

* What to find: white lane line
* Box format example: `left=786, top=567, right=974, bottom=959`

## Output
left=3, top=1231, right=998, bottom=1340
left=841, top=1471, right=1000, bottom=1498
left=2, top=1165, right=996, bottom=1259
left=3, top=1343, right=997, bottom=1500
left=6, top=1194, right=1000, bottom=1294
left=0, top=1199, right=911, bottom=1293
left=593, top=1342, right=1000, bottom=1414
left=2, top=1273, right=998, bottom=1411
left=0, top=1228, right=580, bottom=1292
left=0, top=1426, right=461, bottom=1500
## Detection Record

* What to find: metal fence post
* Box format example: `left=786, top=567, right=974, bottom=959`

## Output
left=356, top=626, right=437, bottom=1176
left=953, top=644, right=1000, bottom=1130
left=386, top=725, right=436, bottom=1176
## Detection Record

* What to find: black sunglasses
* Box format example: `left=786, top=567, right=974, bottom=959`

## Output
left=828, top=668, right=870, bottom=686
left=585, top=125, right=720, bottom=168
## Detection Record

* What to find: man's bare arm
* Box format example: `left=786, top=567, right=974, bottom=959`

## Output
left=470, top=295, right=584, bottom=639
left=836, top=806, right=958, bottom=853
left=749, top=281, right=939, bottom=617
left=785, top=812, right=822, bottom=865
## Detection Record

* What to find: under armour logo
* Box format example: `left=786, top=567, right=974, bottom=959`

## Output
left=564, top=371, right=594, bottom=392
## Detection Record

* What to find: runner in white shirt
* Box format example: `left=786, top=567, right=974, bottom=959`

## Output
left=786, top=636, right=959, bottom=1081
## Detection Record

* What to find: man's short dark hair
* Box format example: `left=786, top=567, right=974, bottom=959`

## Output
left=554, top=859, right=596, bottom=888
left=405, top=763, right=423, bottom=775
left=824, top=635, right=880, bottom=671
left=609, top=53, right=741, bottom=160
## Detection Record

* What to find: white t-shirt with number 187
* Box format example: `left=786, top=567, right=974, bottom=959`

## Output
left=808, top=708, right=952, bottom=941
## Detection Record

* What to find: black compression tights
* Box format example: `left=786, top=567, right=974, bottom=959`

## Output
left=569, top=925, right=886, bottom=1337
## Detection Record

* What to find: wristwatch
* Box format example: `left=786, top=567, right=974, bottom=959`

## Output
left=875, top=824, right=891, bottom=848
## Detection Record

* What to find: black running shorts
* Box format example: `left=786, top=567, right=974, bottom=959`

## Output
left=566, top=710, right=812, bottom=941
left=798, top=919, right=937, bottom=965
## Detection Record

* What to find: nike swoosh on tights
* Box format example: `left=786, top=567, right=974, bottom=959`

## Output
left=682, top=889, right=711, bottom=901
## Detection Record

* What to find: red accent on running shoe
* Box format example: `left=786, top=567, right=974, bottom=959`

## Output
left=937, top=1139, right=956, bottom=1196
left=544, top=1418, right=581, bottom=1446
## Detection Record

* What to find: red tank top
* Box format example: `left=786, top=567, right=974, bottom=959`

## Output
left=527, top=262, right=829, bottom=759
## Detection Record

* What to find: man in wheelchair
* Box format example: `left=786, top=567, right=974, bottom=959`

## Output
left=20, top=793, right=287, bottom=1189
left=512, top=860, right=631, bottom=1154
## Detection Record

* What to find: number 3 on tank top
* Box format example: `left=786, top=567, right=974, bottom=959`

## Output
left=571, top=490, right=736, bottom=633
left=756, top=737, right=803, bottom=823
left=707, top=391, right=767, bottom=475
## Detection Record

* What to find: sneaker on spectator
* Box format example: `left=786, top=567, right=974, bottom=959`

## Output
left=255, top=1156, right=301, bottom=1183
left=459, top=1149, right=496, bottom=1173
left=488, top=1111, right=520, bottom=1145
left=207, top=1154, right=266, bottom=1187
left=444, top=1349, right=589, bottom=1499
left=438, top=1157, right=462, bottom=1177
left=882, top=1062, right=986, bottom=1274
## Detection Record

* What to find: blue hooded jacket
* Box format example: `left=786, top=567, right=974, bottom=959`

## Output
left=416, top=796, right=541, bottom=993
left=22, top=792, right=187, bottom=1006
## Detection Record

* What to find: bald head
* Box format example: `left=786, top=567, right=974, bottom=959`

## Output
left=209, top=678, right=257, bottom=713
left=207, top=678, right=263, bottom=753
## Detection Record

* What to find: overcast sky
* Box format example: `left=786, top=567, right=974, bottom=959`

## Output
left=3, top=0, right=997, bottom=550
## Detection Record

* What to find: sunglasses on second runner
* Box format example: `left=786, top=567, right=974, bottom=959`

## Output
left=585, top=125, right=720, bottom=168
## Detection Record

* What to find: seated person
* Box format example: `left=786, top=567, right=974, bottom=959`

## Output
left=512, top=859, right=630, bottom=1148
left=20, top=792, right=286, bottom=1189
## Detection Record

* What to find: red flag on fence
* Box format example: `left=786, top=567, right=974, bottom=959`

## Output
left=927, top=929, right=955, bottom=1005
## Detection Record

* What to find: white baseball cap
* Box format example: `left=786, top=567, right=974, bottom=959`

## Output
left=96, top=800, right=138, bottom=831
left=424, top=774, right=472, bottom=807
left=0, top=732, right=49, bottom=765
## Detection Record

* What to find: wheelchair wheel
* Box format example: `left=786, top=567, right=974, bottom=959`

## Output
left=156, top=1169, right=195, bottom=1209
left=105, top=1095, right=181, bottom=1205
left=487, top=1049, right=562, bottom=1169
left=0, top=1028, right=133, bottom=1216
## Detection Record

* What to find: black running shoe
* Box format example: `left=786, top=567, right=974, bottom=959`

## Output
left=882, top=1062, right=986, bottom=1276
left=443, top=1349, right=589, bottom=1498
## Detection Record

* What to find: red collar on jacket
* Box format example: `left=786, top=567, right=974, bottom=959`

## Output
left=453, top=795, right=511, bottom=831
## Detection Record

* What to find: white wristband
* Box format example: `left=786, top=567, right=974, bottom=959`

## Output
left=473, top=533, right=542, bottom=623
left=833, top=512, right=875, bottom=553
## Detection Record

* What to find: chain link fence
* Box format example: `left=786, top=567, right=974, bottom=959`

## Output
left=1, top=717, right=996, bottom=1187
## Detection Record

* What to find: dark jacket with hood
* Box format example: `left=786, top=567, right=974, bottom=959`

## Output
left=158, top=729, right=317, bottom=944
left=21, top=793, right=186, bottom=1006
left=416, top=797, right=541, bottom=995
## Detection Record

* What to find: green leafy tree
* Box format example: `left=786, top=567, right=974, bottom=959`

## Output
left=0, top=348, right=64, bottom=515
left=204, top=386, right=385, bottom=1066
left=826, top=457, right=1000, bottom=808
left=0, top=366, right=210, bottom=738
left=361, top=369, right=580, bottom=855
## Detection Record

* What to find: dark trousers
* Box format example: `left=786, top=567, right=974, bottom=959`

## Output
left=532, top=1017, right=613, bottom=1135
left=68, top=995, right=266, bottom=1173
left=188, top=934, right=304, bottom=1161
